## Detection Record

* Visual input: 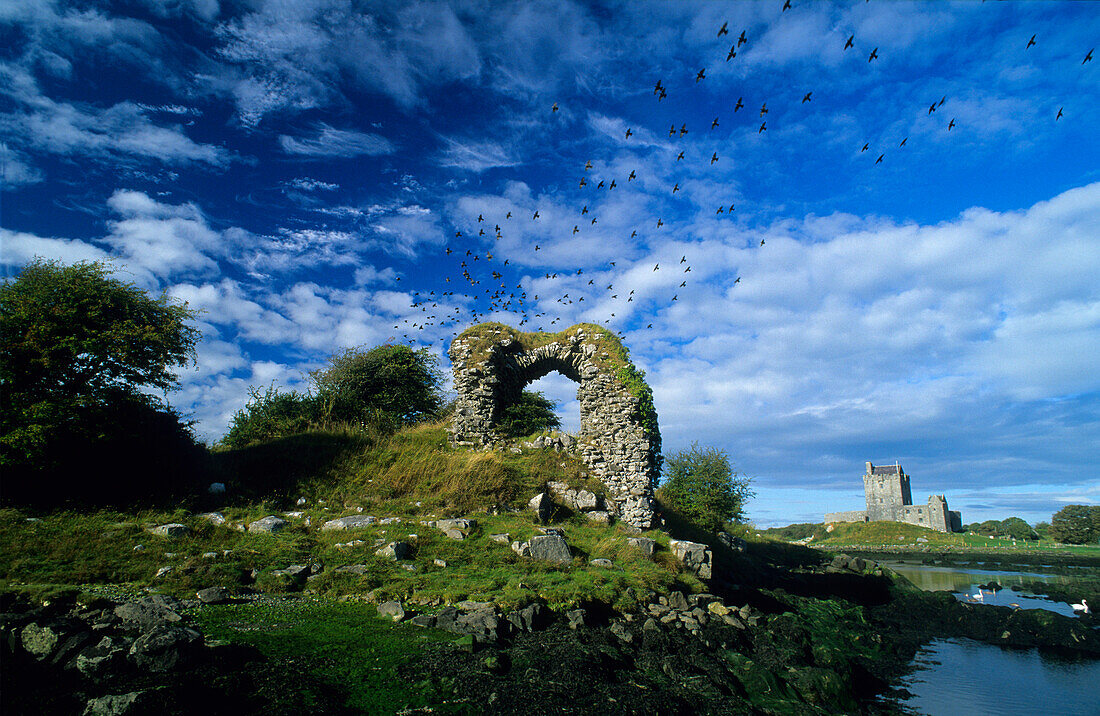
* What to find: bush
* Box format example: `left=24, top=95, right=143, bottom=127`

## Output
left=497, top=391, right=561, bottom=438
left=311, top=345, right=443, bottom=428
left=220, top=386, right=320, bottom=450
left=657, top=442, right=753, bottom=533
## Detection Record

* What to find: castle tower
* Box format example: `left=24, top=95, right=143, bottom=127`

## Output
left=863, top=461, right=912, bottom=521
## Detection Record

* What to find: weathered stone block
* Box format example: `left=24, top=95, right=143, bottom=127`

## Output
left=527, top=534, right=572, bottom=564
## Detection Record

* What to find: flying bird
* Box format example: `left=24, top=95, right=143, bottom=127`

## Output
left=659, top=88, right=667, bottom=101
left=727, top=46, right=737, bottom=61
left=734, top=97, right=744, bottom=112
left=628, top=170, right=636, bottom=181
left=609, top=179, right=617, bottom=189
left=802, top=92, right=812, bottom=103
left=711, top=152, right=719, bottom=164
left=584, top=160, right=593, bottom=170
left=653, top=264, right=659, bottom=271
left=1056, top=107, right=1064, bottom=120
left=656, top=218, right=663, bottom=228
left=696, top=68, right=706, bottom=82
left=579, top=177, right=587, bottom=187
left=677, top=151, right=684, bottom=161
left=861, top=143, right=869, bottom=152
left=680, top=281, right=686, bottom=287
left=552, top=102, right=558, bottom=112
left=734, top=277, right=740, bottom=284
left=712, top=117, right=719, bottom=129
left=581, top=205, right=588, bottom=214
left=1084, top=48, right=1094, bottom=64
left=948, top=118, right=956, bottom=130
left=478, top=214, right=483, bottom=222
left=738, top=30, right=747, bottom=46
left=900, top=137, right=908, bottom=147
left=876, top=154, right=884, bottom=164
left=844, top=34, right=854, bottom=50
left=929, top=104, right=936, bottom=114
left=939, top=96, right=946, bottom=107
left=654, top=79, right=664, bottom=94
left=625, top=128, right=633, bottom=139
left=760, top=102, right=768, bottom=116
left=669, top=124, right=676, bottom=137
left=680, top=124, right=688, bottom=136
left=759, top=121, right=766, bottom=133
left=681, top=256, right=686, bottom=263
left=868, top=47, right=878, bottom=62
left=1026, top=34, right=1036, bottom=49
left=533, top=210, right=540, bottom=219
left=673, top=183, right=680, bottom=193
left=760, top=239, right=765, bottom=246
left=718, top=21, right=729, bottom=37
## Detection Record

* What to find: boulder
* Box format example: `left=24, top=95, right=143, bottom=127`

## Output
left=511, top=540, right=531, bottom=557
left=149, top=523, right=189, bottom=539
left=667, top=591, right=690, bottom=612
left=376, top=601, right=405, bottom=622
left=610, top=621, right=634, bottom=643
left=670, top=539, right=713, bottom=579
left=272, top=565, right=310, bottom=589
left=527, top=534, right=572, bottom=564
left=321, top=515, right=377, bottom=531
left=585, top=511, right=611, bottom=526
left=128, top=624, right=202, bottom=672
left=627, top=537, right=657, bottom=557
left=207, top=482, right=226, bottom=494
left=716, top=532, right=748, bottom=553
left=589, top=558, right=614, bottom=568
left=83, top=691, right=153, bottom=716
left=195, top=586, right=233, bottom=605
left=489, top=533, right=510, bottom=543
left=574, top=490, right=600, bottom=511
left=196, top=512, right=225, bottom=526
left=375, top=541, right=413, bottom=560
left=76, top=636, right=130, bottom=680
left=528, top=492, right=553, bottom=523
left=248, top=515, right=287, bottom=533
left=566, top=609, right=587, bottom=630
left=113, top=596, right=183, bottom=630
left=453, top=608, right=507, bottom=642
left=506, top=602, right=547, bottom=633
left=21, top=621, right=73, bottom=659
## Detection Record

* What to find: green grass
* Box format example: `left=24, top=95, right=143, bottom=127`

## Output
left=192, top=598, right=469, bottom=714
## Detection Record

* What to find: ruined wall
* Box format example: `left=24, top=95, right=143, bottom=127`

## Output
left=449, top=323, right=661, bottom=529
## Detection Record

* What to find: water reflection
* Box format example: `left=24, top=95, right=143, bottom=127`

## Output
left=900, top=638, right=1100, bottom=716
left=882, top=561, right=1081, bottom=617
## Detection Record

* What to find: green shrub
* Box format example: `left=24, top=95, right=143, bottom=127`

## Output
left=220, top=385, right=320, bottom=449
left=311, top=344, right=442, bottom=428
left=657, top=442, right=753, bottom=533
left=497, top=390, right=561, bottom=438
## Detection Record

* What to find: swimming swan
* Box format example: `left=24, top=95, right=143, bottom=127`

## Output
left=1071, top=599, right=1090, bottom=615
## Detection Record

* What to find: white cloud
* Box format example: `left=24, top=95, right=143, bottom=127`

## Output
left=0, top=228, right=109, bottom=267
left=279, top=124, right=395, bottom=157
left=438, top=138, right=519, bottom=172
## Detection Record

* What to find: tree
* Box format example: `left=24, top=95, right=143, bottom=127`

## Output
left=999, top=517, right=1038, bottom=540
left=497, top=390, right=561, bottom=438
left=1049, top=505, right=1100, bottom=545
left=0, top=259, right=202, bottom=503
left=658, top=442, right=754, bottom=532
left=309, top=344, right=442, bottom=429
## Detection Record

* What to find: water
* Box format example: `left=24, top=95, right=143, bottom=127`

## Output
left=899, top=638, right=1100, bottom=716
left=882, top=561, right=1085, bottom=617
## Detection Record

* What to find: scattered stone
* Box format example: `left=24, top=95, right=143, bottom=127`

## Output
left=207, top=482, right=226, bottom=494
left=589, top=558, right=614, bottom=568
left=375, top=541, right=413, bottom=560
left=627, top=537, right=657, bottom=557
left=566, top=609, right=587, bottom=630
left=610, top=621, right=634, bottom=643
left=284, top=511, right=305, bottom=518
left=585, top=511, right=611, bottom=526
left=322, top=515, right=377, bottom=531
left=248, top=515, right=287, bottom=533
left=410, top=614, right=436, bottom=628
left=21, top=622, right=72, bottom=659
left=132, top=544, right=144, bottom=552
left=114, top=596, right=183, bottom=630
left=642, top=617, right=659, bottom=631
left=196, top=512, right=226, bottom=526
left=510, top=540, right=531, bottom=557
left=202, top=552, right=218, bottom=559
left=506, top=602, right=546, bottom=633
left=528, top=492, right=553, bottom=523
left=128, top=624, right=202, bottom=672
left=195, top=586, right=233, bottom=605
left=334, top=564, right=370, bottom=575
left=670, top=539, right=713, bottom=579
left=716, top=532, right=748, bottom=553
left=490, top=533, right=510, bottom=543
left=148, top=523, right=189, bottom=539
left=707, top=602, right=730, bottom=616
left=433, top=558, right=447, bottom=568
left=528, top=534, right=572, bottom=564
left=296, top=497, right=308, bottom=506
left=436, top=518, right=476, bottom=540
left=76, top=636, right=130, bottom=680
left=574, top=489, right=600, bottom=511
left=83, top=691, right=152, bottom=716
left=153, top=566, right=173, bottom=579
left=377, top=601, right=405, bottom=622
left=667, top=591, right=690, bottom=612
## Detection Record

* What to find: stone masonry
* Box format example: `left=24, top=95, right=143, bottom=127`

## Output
left=824, top=462, right=962, bottom=532
left=449, top=323, right=661, bottom=529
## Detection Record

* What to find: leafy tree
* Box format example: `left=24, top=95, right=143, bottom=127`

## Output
left=497, top=390, right=561, bottom=438
left=999, top=516, right=1038, bottom=540
left=1049, top=505, right=1100, bottom=545
left=1033, top=521, right=1052, bottom=540
left=219, top=385, right=320, bottom=449
left=658, top=442, right=754, bottom=532
left=310, top=344, right=443, bottom=429
left=0, top=259, right=202, bottom=504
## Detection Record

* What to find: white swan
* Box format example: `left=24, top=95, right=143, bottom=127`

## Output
left=971, top=590, right=984, bottom=602
left=1071, top=599, right=1090, bottom=614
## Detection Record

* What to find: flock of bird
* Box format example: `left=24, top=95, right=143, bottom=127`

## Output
left=391, top=6, right=1094, bottom=348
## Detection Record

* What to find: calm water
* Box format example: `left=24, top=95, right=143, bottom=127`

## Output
left=899, top=638, right=1100, bottom=716
left=882, top=561, right=1085, bottom=617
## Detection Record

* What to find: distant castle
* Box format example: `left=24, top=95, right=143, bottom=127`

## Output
left=823, top=462, right=962, bottom=533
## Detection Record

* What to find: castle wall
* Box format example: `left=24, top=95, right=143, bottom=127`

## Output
left=823, top=510, right=868, bottom=523
left=825, top=463, right=961, bottom=532
left=863, top=464, right=912, bottom=520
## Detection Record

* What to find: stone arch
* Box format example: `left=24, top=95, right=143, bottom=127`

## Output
left=449, top=322, right=661, bottom=529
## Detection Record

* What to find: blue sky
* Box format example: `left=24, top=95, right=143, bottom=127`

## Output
left=2, top=0, right=1098, bottom=527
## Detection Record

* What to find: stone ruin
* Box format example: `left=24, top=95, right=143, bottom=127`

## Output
left=448, top=323, right=661, bottom=529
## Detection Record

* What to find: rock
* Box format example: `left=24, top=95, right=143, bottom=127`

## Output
left=716, top=532, right=748, bottom=553
left=574, top=489, right=600, bottom=511
left=721, top=613, right=746, bottom=629
left=490, top=533, right=510, bottom=543
left=433, top=558, right=447, bottom=567
left=627, top=537, right=657, bottom=557
left=334, top=564, right=370, bottom=575
left=377, top=601, right=405, bottom=622
left=132, top=544, right=144, bottom=552
left=21, top=621, right=76, bottom=659
left=296, top=497, right=308, bottom=506
left=528, top=492, right=553, bottom=523
left=527, top=534, right=572, bottom=564
left=610, top=621, right=634, bottom=643
left=453, top=608, right=506, bottom=642
left=128, top=624, right=202, bottom=672
left=434, top=606, right=459, bottom=632
left=76, top=636, right=130, bottom=679
left=566, top=609, right=587, bottom=630
left=202, top=551, right=218, bottom=559
left=114, top=596, right=183, bottom=630
left=321, top=515, right=377, bottom=531
left=207, top=482, right=226, bottom=494
left=510, top=540, right=531, bottom=557
left=375, top=541, right=413, bottom=560
left=149, top=523, right=189, bottom=539
left=83, top=691, right=153, bottom=716
left=436, top=518, right=476, bottom=533
left=585, top=511, right=611, bottom=526
left=642, top=617, right=659, bottom=631
left=196, top=512, right=225, bottom=525
left=589, top=558, right=614, bottom=568
left=670, top=539, right=713, bottom=580
left=410, top=614, right=436, bottom=628
left=707, top=602, right=730, bottom=616
left=195, top=586, right=233, bottom=605
left=917, top=537, right=929, bottom=544
left=153, top=566, right=173, bottom=579
left=248, top=515, right=287, bottom=533
left=506, top=603, right=546, bottom=633
left=667, top=591, right=690, bottom=612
